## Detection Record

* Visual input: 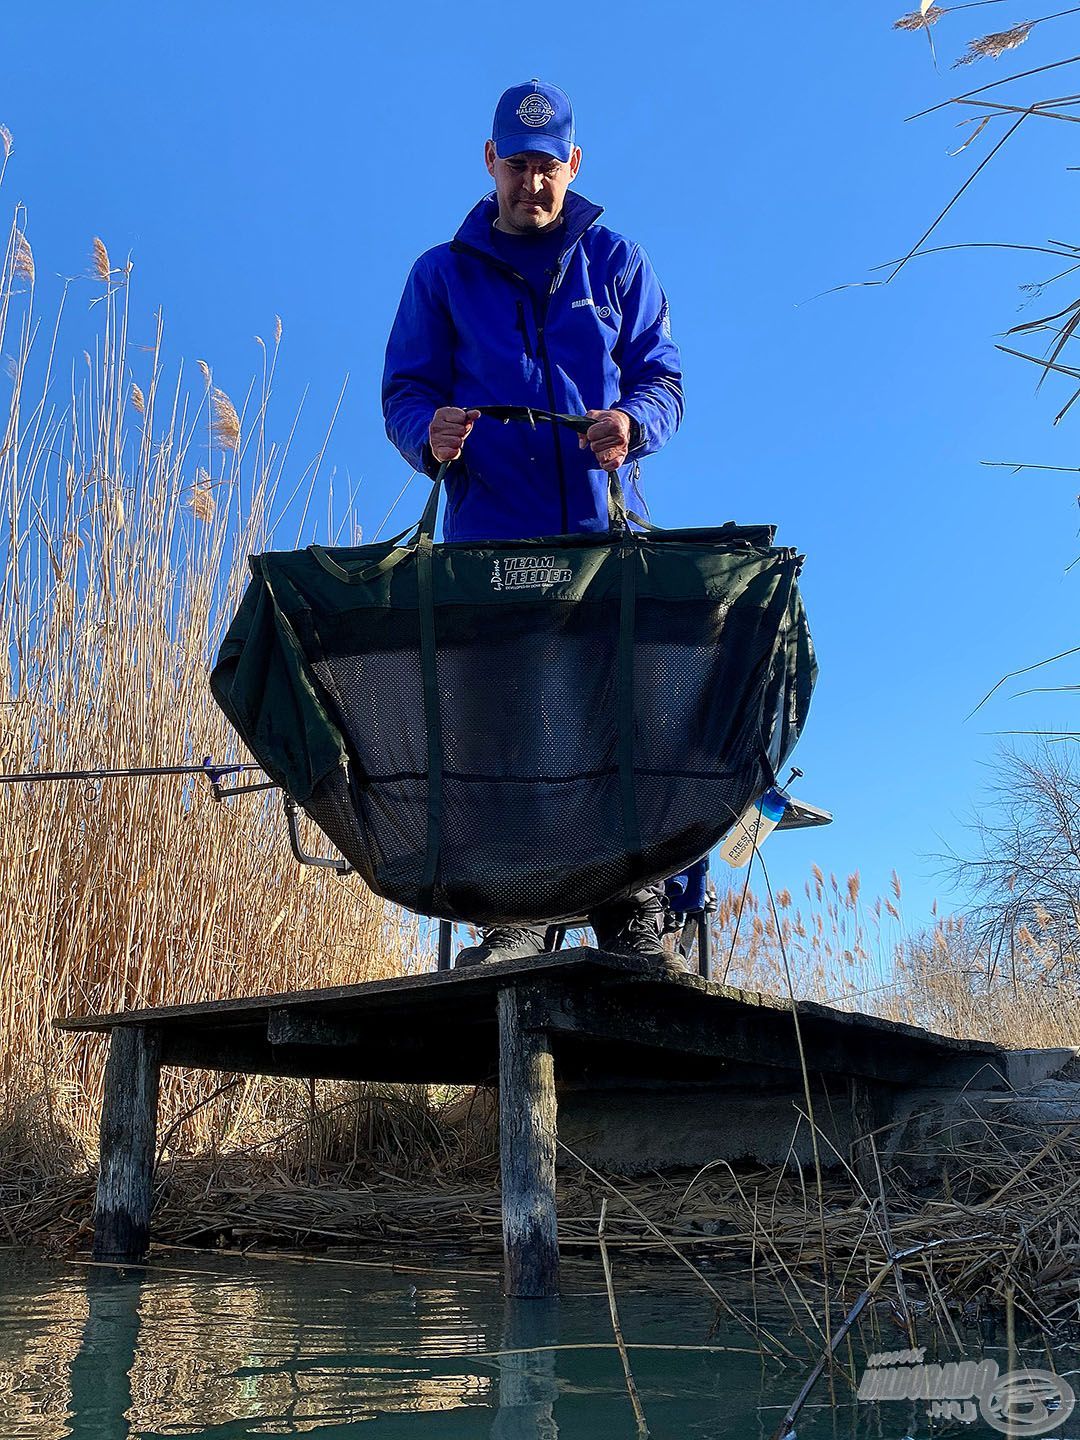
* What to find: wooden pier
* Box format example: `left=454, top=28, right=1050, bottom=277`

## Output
left=56, top=950, right=1016, bottom=1297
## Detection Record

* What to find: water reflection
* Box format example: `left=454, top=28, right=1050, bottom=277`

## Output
left=68, top=1269, right=142, bottom=1437
left=0, top=1250, right=1074, bottom=1439
left=491, top=1299, right=559, bottom=1440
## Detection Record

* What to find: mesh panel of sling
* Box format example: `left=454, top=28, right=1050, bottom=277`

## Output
left=210, top=408, right=817, bottom=925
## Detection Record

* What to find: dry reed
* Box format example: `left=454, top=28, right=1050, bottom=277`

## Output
left=0, top=149, right=416, bottom=1174
left=954, top=21, right=1034, bottom=66
left=712, top=863, right=1080, bottom=1052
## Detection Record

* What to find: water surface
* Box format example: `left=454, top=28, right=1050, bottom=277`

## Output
left=0, top=1248, right=1073, bottom=1438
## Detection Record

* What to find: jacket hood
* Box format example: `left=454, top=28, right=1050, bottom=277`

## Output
left=453, top=189, right=605, bottom=265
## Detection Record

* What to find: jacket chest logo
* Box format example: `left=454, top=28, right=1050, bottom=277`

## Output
left=571, top=297, right=612, bottom=320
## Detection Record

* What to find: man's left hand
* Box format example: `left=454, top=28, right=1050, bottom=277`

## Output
left=579, top=409, right=633, bottom=471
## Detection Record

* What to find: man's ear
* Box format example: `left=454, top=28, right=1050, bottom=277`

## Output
left=484, top=139, right=497, bottom=177
left=568, top=146, right=582, bottom=181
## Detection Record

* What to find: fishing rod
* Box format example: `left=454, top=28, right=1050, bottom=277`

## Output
left=0, top=757, right=353, bottom=873
left=0, top=759, right=276, bottom=802
left=0, top=761, right=264, bottom=786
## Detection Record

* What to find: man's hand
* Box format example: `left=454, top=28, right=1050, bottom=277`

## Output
left=429, top=406, right=481, bottom=463
left=579, top=408, right=633, bottom=471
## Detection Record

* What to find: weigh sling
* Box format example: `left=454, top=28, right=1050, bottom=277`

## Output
left=211, top=408, right=817, bottom=925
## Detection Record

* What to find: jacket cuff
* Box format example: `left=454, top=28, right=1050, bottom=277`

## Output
left=616, top=407, right=646, bottom=454
left=420, top=441, right=441, bottom=479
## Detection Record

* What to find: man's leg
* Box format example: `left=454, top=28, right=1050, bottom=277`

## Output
left=588, top=880, right=686, bottom=966
left=455, top=924, right=551, bottom=968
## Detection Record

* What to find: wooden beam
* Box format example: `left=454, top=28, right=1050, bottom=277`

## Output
left=93, top=1026, right=161, bottom=1262
left=534, top=983, right=1007, bottom=1090
left=498, top=987, right=559, bottom=1298
left=158, top=1023, right=494, bottom=1086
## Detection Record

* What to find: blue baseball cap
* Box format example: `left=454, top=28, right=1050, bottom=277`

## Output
left=492, top=79, right=575, bottom=163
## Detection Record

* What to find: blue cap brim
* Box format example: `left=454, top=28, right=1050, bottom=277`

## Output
left=494, top=133, right=572, bottom=162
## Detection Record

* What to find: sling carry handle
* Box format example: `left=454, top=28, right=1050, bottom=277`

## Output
left=471, top=405, right=653, bottom=532
left=308, top=407, right=650, bottom=584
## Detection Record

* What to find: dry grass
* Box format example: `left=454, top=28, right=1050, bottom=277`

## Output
left=17, top=1075, right=1080, bottom=1340
left=0, top=152, right=418, bottom=1172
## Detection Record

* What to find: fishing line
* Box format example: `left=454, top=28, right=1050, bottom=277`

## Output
left=721, top=855, right=755, bottom=985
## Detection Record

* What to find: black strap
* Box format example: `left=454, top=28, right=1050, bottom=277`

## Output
left=473, top=404, right=593, bottom=435
left=476, top=406, right=655, bottom=535
left=607, top=463, right=655, bottom=533
left=417, top=532, right=443, bottom=910
left=308, top=463, right=450, bottom=584
left=617, top=539, right=641, bottom=862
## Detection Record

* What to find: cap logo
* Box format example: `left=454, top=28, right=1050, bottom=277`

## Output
left=517, top=93, right=555, bottom=128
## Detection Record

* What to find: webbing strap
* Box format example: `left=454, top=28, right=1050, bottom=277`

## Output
left=607, top=464, right=655, bottom=534
left=473, top=404, right=593, bottom=434
left=306, top=464, right=449, bottom=585
left=417, top=533, right=442, bottom=910
left=616, top=542, right=641, bottom=862
left=308, top=539, right=412, bottom=584
left=478, top=407, right=656, bottom=536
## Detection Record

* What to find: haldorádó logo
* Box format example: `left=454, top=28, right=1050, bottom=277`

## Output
left=983, top=1368, right=1077, bottom=1435
left=857, top=1350, right=1074, bottom=1435
left=517, top=94, right=555, bottom=128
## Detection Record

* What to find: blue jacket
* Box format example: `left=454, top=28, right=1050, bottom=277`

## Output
left=382, top=190, right=683, bottom=542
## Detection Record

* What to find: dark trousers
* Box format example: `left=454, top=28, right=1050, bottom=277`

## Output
left=585, top=880, right=666, bottom=944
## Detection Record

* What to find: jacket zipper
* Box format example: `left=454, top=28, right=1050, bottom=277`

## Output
left=516, top=300, right=533, bottom=360
left=533, top=266, right=569, bottom=533
left=450, top=239, right=574, bottom=534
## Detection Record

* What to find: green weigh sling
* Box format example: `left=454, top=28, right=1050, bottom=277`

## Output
left=211, top=409, right=817, bottom=926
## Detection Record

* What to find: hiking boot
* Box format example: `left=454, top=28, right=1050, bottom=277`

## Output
left=589, top=886, right=688, bottom=970
left=454, top=924, right=550, bottom=968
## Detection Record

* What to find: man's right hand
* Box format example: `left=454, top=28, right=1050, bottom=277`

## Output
left=429, top=407, right=481, bottom=463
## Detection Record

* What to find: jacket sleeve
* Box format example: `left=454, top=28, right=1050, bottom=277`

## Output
left=382, top=252, right=455, bottom=477
left=613, top=244, right=684, bottom=459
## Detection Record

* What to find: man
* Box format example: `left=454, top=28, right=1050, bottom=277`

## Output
left=382, top=79, right=684, bottom=966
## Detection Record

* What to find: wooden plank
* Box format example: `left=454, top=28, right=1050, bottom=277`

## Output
left=53, top=949, right=1004, bottom=1070
left=498, top=987, right=559, bottom=1299
left=54, top=951, right=643, bottom=1032
left=533, top=983, right=1009, bottom=1090
left=93, top=1026, right=161, bottom=1263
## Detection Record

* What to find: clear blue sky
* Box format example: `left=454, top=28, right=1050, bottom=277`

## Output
left=3, top=1, right=1077, bottom=929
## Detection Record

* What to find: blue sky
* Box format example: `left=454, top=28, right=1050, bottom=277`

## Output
left=3, top=1, right=1078, bottom=930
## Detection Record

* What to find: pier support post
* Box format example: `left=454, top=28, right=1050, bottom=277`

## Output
left=497, top=987, right=559, bottom=1298
left=93, top=1025, right=161, bottom=1262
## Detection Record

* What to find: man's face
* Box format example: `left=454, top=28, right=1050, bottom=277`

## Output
left=484, top=140, right=582, bottom=233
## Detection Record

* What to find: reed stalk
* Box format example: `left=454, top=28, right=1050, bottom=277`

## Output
left=0, top=152, right=411, bottom=1169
